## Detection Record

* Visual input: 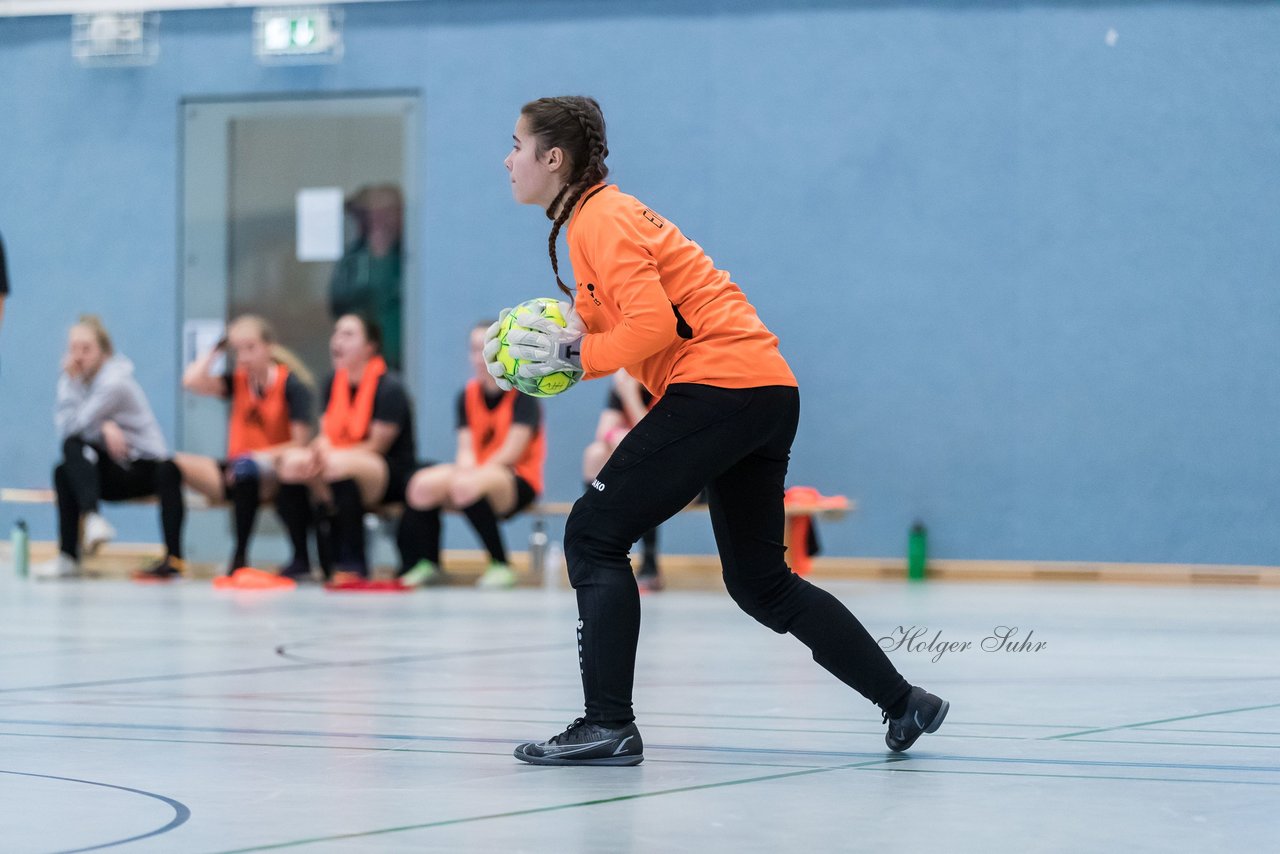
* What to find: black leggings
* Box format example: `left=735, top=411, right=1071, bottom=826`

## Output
left=565, top=384, right=911, bottom=725
left=53, top=437, right=184, bottom=560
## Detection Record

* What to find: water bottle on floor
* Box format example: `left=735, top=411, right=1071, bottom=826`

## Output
left=544, top=540, right=564, bottom=588
left=529, top=519, right=549, bottom=582
left=908, top=521, right=927, bottom=581
left=12, top=520, right=29, bottom=578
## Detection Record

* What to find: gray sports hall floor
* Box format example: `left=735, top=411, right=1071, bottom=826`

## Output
left=0, top=573, right=1276, bottom=853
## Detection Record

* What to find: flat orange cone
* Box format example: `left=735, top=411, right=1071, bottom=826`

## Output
left=213, top=567, right=297, bottom=591
left=324, top=574, right=410, bottom=592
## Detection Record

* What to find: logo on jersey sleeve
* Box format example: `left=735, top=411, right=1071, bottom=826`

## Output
left=641, top=209, right=666, bottom=229
left=585, top=283, right=603, bottom=306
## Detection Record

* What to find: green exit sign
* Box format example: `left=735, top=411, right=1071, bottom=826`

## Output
left=254, top=6, right=343, bottom=63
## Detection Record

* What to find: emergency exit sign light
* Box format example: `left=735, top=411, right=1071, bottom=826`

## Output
left=254, top=6, right=343, bottom=64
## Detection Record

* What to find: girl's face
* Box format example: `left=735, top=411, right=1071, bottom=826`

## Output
left=504, top=115, right=567, bottom=208
left=67, top=325, right=107, bottom=377
left=228, top=323, right=270, bottom=374
left=330, top=316, right=373, bottom=372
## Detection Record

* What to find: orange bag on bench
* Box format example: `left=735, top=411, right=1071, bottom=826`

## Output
left=783, top=486, right=849, bottom=576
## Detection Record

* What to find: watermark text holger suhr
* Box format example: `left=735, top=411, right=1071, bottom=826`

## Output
left=878, top=626, right=1047, bottom=663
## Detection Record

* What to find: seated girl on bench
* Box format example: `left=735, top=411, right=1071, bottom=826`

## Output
left=175, top=314, right=315, bottom=576
left=277, top=314, right=415, bottom=581
left=38, top=315, right=185, bottom=580
left=398, top=322, right=544, bottom=589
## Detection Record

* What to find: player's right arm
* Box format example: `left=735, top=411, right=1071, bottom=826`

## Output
left=183, top=340, right=228, bottom=397
left=55, top=374, right=130, bottom=441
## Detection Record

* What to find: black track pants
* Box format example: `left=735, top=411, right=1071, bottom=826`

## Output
left=564, top=384, right=911, bottom=725
left=54, top=437, right=184, bottom=560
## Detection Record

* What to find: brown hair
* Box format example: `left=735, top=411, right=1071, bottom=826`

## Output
left=520, top=96, right=609, bottom=298
left=75, top=314, right=114, bottom=356
left=228, top=314, right=315, bottom=389
left=337, top=313, right=384, bottom=356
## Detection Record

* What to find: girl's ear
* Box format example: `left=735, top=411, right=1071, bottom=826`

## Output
left=543, top=145, right=567, bottom=173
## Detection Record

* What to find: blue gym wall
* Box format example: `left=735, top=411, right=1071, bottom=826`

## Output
left=1, top=1, right=1277, bottom=565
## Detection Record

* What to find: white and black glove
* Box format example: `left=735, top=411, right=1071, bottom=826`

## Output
left=484, top=302, right=586, bottom=387
left=508, top=302, right=585, bottom=374
left=482, top=308, right=514, bottom=390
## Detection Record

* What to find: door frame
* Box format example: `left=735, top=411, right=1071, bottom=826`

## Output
left=177, top=91, right=420, bottom=454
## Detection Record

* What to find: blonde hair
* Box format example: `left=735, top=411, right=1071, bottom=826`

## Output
left=228, top=314, right=315, bottom=389
left=75, top=314, right=114, bottom=355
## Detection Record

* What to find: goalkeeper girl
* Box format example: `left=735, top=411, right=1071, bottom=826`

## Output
left=489, top=96, right=949, bottom=766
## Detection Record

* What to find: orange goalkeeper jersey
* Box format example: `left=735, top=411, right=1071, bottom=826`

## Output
left=566, top=184, right=797, bottom=398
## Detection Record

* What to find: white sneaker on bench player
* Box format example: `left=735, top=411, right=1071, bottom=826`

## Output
left=32, top=554, right=81, bottom=580
left=83, top=512, right=117, bottom=555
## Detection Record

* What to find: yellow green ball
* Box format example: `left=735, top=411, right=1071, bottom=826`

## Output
left=496, top=297, right=582, bottom=398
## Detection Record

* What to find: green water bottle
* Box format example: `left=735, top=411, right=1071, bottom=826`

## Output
left=907, top=521, right=927, bottom=581
left=12, top=520, right=29, bottom=578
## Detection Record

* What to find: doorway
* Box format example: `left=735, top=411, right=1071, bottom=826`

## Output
left=180, top=93, right=418, bottom=456
left=178, top=93, right=417, bottom=565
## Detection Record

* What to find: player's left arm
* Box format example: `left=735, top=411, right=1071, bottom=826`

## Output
left=360, top=379, right=407, bottom=456
left=364, top=420, right=400, bottom=456
left=257, top=379, right=314, bottom=459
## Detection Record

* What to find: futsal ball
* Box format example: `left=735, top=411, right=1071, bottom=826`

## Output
left=494, top=297, right=582, bottom=398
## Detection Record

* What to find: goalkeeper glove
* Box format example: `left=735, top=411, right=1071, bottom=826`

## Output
left=482, top=308, right=515, bottom=391
left=501, top=302, right=586, bottom=378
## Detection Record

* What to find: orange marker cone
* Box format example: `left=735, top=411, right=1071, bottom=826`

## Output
left=213, top=567, right=297, bottom=591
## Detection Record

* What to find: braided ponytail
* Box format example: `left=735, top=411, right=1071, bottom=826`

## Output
left=521, top=96, right=609, bottom=298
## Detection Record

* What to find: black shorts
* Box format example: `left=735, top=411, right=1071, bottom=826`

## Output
left=382, top=465, right=416, bottom=506
left=380, top=460, right=532, bottom=514
left=217, top=459, right=232, bottom=500
left=506, top=472, right=537, bottom=519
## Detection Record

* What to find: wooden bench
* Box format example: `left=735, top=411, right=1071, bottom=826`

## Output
left=524, top=496, right=855, bottom=575
left=1, top=487, right=214, bottom=509
left=527, top=499, right=853, bottom=520
left=4, top=488, right=855, bottom=578
left=3, top=488, right=853, bottom=524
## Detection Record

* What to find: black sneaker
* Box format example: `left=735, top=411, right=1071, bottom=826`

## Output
left=514, top=718, right=644, bottom=766
left=277, top=559, right=314, bottom=582
left=884, top=687, right=949, bottom=752
left=132, top=557, right=186, bottom=582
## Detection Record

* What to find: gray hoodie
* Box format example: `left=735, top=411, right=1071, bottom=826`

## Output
left=55, top=354, right=169, bottom=461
